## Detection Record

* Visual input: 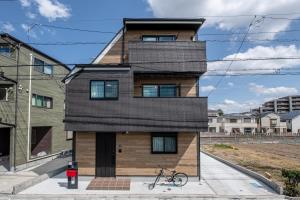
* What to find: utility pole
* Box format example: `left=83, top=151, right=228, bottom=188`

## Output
left=13, top=43, right=20, bottom=171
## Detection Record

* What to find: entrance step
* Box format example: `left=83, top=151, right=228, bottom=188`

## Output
left=87, top=177, right=130, bottom=190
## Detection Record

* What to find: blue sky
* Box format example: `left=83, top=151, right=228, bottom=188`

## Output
left=1, top=0, right=300, bottom=113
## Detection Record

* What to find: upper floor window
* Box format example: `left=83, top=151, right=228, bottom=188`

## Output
left=33, top=58, right=53, bottom=75
left=244, top=118, right=252, bottom=123
left=32, top=94, right=53, bottom=109
left=90, top=80, right=118, bottom=99
left=142, top=35, right=176, bottom=42
left=229, top=118, right=237, bottom=123
left=0, top=85, right=13, bottom=101
left=0, top=44, right=14, bottom=57
left=143, top=84, right=177, bottom=97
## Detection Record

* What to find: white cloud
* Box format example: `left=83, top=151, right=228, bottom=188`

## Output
left=147, top=0, right=300, bottom=39
left=211, top=99, right=259, bottom=113
left=26, top=12, right=37, bottom=19
left=1, top=22, right=15, bottom=33
left=34, top=0, right=70, bottom=21
left=200, top=85, right=216, bottom=93
left=208, top=45, right=300, bottom=74
left=20, top=0, right=31, bottom=7
left=228, top=82, right=234, bottom=87
left=249, top=83, right=298, bottom=96
left=19, top=0, right=70, bottom=21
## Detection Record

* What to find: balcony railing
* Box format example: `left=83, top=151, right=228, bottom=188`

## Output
left=65, top=97, right=208, bottom=132
left=128, top=41, right=207, bottom=73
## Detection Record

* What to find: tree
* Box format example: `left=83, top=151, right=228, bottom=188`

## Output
left=217, top=109, right=224, bottom=116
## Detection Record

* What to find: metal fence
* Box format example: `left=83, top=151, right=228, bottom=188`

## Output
left=200, top=132, right=300, bottom=145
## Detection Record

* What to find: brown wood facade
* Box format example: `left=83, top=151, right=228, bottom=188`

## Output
left=76, top=132, right=197, bottom=176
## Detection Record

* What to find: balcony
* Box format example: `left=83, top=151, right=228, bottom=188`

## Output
left=128, top=41, right=206, bottom=74
left=0, top=100, right=15, bottom=127
left=65, top=97, right=208, bottom=132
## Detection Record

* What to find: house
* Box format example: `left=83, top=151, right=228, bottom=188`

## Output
left=64, top=18, right=208, bottom=178
left=279, top=111, right=300, bottom=134
left=217, top=113, right=257, bottom=135
left=257, top=112, right=287, bottom=134
left=252, top=95, right=300, bottom=114
left=208, top=109, right=222, bottom=133
left=0, top=33, right=71, bottom=171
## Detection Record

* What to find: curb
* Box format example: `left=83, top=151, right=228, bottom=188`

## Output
left=202, top=151, right=283, bottom=195
left=12, top=165, right=67, bottom=194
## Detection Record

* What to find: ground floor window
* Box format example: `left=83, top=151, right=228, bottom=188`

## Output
left=31, top=127, right=52, bottom=158
left=244, top=128, right=252, bottom=134
left=209, top=127, right=216, bottom=133
left=151, top=133, right=177, bottom=154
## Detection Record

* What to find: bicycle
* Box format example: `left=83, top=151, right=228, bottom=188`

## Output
left=148, top=166, right=188, bottom=190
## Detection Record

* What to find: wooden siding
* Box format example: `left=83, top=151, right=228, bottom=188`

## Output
left=76, top=132, right=96, bottom=175
left=76, top=132, right=198, bottom=176
left=116, top=132, right=198, bottom=176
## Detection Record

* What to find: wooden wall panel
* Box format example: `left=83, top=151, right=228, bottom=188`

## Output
left=116, top=132, right=198, bottom=176
left=76, top=132, right=96, bottom=175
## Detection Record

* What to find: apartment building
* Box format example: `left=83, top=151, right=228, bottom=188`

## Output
left=64, top=18, right=208, bottom=178
left=0, top=33, right=71, bottom=171
left=252, top=95, right=300, bottom=113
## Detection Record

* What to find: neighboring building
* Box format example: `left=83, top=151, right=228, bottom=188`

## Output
left=217, top=113, right=257, bottom=135
left=279, top=111, right=300, bottom=134
left=64, top=18, right=208, bottom=178
left=252, top=95, right=300, bottom=113
left=0, top=33, right=71, bottom=171
left=257, top=112, right=287, bottom=134
left=208, top=109, right=221, bottom=133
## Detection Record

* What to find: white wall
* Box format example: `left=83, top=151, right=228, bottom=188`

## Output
left=292, top=116, right=300, bottom=134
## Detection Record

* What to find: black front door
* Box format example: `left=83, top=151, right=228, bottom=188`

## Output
left=96, top=132, right=116, bottom=177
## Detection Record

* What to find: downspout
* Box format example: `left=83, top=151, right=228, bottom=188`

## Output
left=197, top=131, right=201, bottom=181
left=121, top=26, right=125, bottom=64
left=26, top=53, right=33, bottom=162
left=13, top=43, right=20, bottom=171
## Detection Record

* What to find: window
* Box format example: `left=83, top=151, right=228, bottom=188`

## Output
left=142, top=35, right=176, bottom=42
left=33, top=58, right=53, bottom=75
left=244, top=118, right=251, bottom=123
left=142, top=84, right=177, bottom=97
left=0, top=85, right=13, bottom=101
left=32, top=94, right=53, bottom=109
left=90, top=80, right=118, bottom=99
left=66, top=131, right=73, bottom=140
left=143, top=85, right=158, bottom=97
left=0, top=44, right=14, bottom=57
left=208, top=118, right=213, bottom=123
left=244, top=128, right=252, bottom=134
left=159, top=85, right=177, bottom=97
left=270, top=119, right=277, bottom=126
left=151, top=133, right=177, bottom=154
left=229, top=118, right=237, bottom=123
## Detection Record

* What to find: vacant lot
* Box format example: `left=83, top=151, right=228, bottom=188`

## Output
left=203, top=144, right=300, bottom=186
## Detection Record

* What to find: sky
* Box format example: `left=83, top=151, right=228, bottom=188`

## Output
left=1, top=0, right=300, bottom=113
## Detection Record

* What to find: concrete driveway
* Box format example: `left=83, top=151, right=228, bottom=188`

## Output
left=200, top=152, right=277, bottom=196
left=18, top=153, right=281, bottom=198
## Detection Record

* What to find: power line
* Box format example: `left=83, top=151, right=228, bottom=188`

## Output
left=207, top=16, right=257, bottom=97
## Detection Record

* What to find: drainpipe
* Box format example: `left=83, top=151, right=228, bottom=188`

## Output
left=12, top=43, right=20, bottom=171
left=197, top=131, right=201, bottom=181
left=26, top=53, right=33, bottom=162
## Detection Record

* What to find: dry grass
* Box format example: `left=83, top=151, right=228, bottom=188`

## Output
left=203, top=143, right=300, bottom=186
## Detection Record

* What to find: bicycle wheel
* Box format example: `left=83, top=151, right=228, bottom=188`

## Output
left=173, top=173, right=188, bottom=186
